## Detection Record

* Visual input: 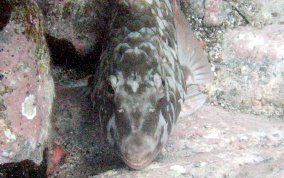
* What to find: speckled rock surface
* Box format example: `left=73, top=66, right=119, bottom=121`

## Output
left=225, top=0, right=284, bottom=27
left=183, top=0, right=284, bottom=118
left=209, top=25, right=284, bottom=118
left=48, top=82, right=121, bottom=177
left=38, top=0, right=109, bottom=56
left=0, top=0, right=54, bottom=165
left=182, top=0, right=284, bottom=27
left=203, top=0, right=224, bottom=26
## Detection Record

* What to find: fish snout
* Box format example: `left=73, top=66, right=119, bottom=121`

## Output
left=120, top=133, right=156, bottom=169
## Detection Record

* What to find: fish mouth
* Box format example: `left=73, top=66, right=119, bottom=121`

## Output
left=120, top=146, right=161, bottom=170
left=121, top=153, right=154, bottom=170
left=118, top=132, right=166, bottom=169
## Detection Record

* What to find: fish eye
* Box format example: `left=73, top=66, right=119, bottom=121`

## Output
left=117, top=108, right=124, bottom=113
left=107, top=83, right=115, bottom=94
left=161, top=79, right=165, bottom=87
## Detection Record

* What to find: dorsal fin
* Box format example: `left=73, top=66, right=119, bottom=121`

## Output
left=172, top=0, right=214, bottom=85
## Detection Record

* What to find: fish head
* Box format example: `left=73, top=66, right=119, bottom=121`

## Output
left=106, top=71, right=170, bottom=169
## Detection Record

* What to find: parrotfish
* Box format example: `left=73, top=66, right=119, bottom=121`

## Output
left=90, top=0, right=213, bottom=169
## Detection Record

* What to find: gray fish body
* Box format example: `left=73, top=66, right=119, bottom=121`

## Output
left=91, top=0, right=212, bottom=169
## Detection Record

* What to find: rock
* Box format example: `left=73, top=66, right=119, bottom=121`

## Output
left=182, top=0, right=225, bottom=26
left=181, top=0, right=205, bottom=18
left=225, top=0, right=284, bottom=27
left=0, top=148, right=48, bottom=177
left=209, top=24, right=284, bottom=118
left=0, top=0, right=54, bottom=165
left=223, top=25, right=284, bottom=61
left=204, top=0, right=224, bottom=26
left=185, top=0, right=284, bottom=27
left=39, top=0, right=109, bottom=57
left=182, top=0, right=284, bottom=119
left=48, top=81, right=120, bottom=177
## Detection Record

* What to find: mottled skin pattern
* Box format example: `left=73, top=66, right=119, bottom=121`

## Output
left=91, top=0, right=186, bottom=169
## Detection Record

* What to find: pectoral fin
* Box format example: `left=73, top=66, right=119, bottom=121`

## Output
left=173, top=0, right=214, bottom=85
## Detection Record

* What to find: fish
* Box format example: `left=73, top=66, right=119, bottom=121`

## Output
left=90, top=0, right=213, bottom=169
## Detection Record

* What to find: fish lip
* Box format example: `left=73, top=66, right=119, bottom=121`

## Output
left=121, top=154, right=154, bottom=170
left=120, top=146, right=161, bottom=170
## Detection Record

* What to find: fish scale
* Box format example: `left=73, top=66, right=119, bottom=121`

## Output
left=90, top=0, right=213, bottom=169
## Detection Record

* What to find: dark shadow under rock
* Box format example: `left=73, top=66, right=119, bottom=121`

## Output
left=49, top=84, right=126, bottom=177
left=0, top=149, right=48, bottom=178
left=0, top=1, right=12, bottom=31
left=46, top=34, right=101, bottom=74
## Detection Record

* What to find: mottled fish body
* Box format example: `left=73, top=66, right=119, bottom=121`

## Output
left=91, top=0, right=213, bottom=169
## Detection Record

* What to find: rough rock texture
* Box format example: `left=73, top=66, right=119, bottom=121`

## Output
left=0, top=0, right=54, bottom=165
left=182, top=0, right=225, bottom=26
left=224, top=0, right=284, bottom=27
left=184, top=0, right=284, bottom=27
left=0, top=149, right=47, bottom=177
left=48, top=81, right=120, bottom=177
left=203, top=0, right=224, bottom=26
left=38, top=0, right=109, bottom=57
left=210, top=25, right=284, bottom=118
left=183, top=0, right=284, bottom=118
